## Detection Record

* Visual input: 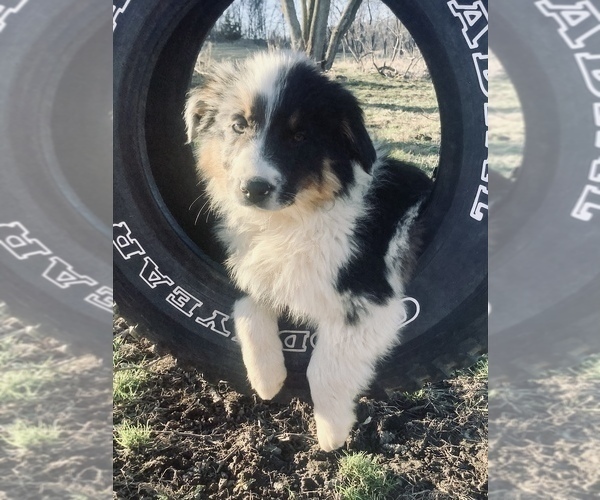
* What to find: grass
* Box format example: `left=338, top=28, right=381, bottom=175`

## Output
left=113, top=333, right=127, bottom=366
left=113, top=367, right=150, bottom=404
left=331, top=63, right=440, bottom=173
left=113, top=333, right=154, bottom=453
left=114, top=420, right=153, bottom=452
left=1, top=420, right=62, bottom=451
left=401, top=387, right=428, bottom=403
left=113, top=335, right=151, bottom=404
left=468, top=355, right=489, bottom=380
left=335, top=451, right=400, bottom=500
left=0, top=364, right=56, bottom=402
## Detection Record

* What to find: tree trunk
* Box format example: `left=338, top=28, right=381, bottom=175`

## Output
left=323, top=0, right=362, bottom=70
left=281, top=0, right=305, bottom=51
left=281, top=0, right=363, bottom=70
left=306, top=0, right=331, bottom=63
left=301, top=0, right=309, bottom=39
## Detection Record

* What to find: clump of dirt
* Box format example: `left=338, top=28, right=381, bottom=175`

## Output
left=113, top=317, right=487, bottom=499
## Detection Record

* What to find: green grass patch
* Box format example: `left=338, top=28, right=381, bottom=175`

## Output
left=0, top=365, right=56, bottom=402
left=114, top=420, right=152, bottom=452
left=2, top=420, right=61, bottom=451
left=468, top=356, right=488, bottom=380
left=402, top=387, right=428, bottom=403
left=335, top=451, right=400, bottom=500
left=113, top=367, right=150, bottom=404
left=113, top=334, right=126, bottom=366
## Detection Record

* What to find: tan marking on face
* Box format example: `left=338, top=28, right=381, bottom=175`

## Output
left=294, top=159, right=342, bottom=210
left=195, top=137, right=228, bottom=200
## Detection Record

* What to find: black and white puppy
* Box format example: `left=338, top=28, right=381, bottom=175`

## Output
left=185, top=51, right=432, bottom=451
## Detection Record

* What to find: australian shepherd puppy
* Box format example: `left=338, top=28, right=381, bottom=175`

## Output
left=185, top=51, right=432, bottom=451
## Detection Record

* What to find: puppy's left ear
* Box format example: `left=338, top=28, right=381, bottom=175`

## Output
left=341, top=117, right=377, bottom=174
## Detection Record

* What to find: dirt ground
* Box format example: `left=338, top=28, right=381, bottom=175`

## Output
left=113, top=317, right=488, bottom=499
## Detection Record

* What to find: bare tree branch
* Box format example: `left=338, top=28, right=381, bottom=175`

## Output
left=280, top=0, right=305, bottom=51
left=323, top=0, right=362, bottom=70
left=305, top=0, right=316, bottom=38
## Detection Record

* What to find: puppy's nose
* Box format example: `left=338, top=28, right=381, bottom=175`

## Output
left=240, top=177, right=274, bottom=204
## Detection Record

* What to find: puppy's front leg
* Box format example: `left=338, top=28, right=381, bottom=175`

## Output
left=307, top=317, right=400, bottom=452
left=233, top=296, right=286, bottom=400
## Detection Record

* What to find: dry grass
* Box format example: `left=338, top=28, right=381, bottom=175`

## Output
left=330, top=63, right=440, bottom=173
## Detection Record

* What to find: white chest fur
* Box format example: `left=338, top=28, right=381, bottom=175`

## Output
left=222, top=194, right=366, bottom=324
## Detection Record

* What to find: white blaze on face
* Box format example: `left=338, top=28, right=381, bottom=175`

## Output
left=240, top=51, right=301, bottom=121
left=226, top=52, right=306, bottom=210
left=229, top=137, right=282, bottom=190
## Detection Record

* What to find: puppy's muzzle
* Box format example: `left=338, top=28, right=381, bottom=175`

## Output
left=240, top=177, right=274, bottom=205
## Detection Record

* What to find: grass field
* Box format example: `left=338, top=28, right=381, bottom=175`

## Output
left=334, top=64, right=440, bottom=173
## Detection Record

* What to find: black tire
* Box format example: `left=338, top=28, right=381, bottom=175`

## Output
left=489, top=1, right=600, bottom=378
left=113, top=0, right=488, bottom=400
left=0, top=0, right=112, bottom=355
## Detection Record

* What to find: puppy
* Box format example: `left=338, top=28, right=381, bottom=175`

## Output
left=185, top=51, right=432, bottom=451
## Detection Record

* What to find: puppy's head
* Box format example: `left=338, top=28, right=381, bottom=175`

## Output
left=185, top=52, right=376, bottom=212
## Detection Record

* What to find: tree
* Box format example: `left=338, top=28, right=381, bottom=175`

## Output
left=246, top=0, right=267, bottom=40
left=281, top=0, right=363, bottom=70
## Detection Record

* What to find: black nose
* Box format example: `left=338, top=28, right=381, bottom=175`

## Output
left=240, top=178, right=274, bottom=204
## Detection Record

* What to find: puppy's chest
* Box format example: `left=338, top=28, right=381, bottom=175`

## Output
left=224, top=221, right=353, bottom=313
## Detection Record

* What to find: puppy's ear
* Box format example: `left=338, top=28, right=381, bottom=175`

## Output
left=341, top=119, right=376, bottom=174
left=184, top=63, right=236, bottom=144
left=184, top=87, right=208, bottom=144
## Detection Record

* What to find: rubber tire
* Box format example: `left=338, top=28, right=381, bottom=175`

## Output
left=0, top=0, right=112, bottom=355
left=489, top=1, right=600, bottom=378
left=113, top=0, right=488, bottom=400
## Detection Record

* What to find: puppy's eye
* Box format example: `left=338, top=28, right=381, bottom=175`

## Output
left=293, top=131, right=306, bottom=142
left=232, top=118, right=248, bottom=134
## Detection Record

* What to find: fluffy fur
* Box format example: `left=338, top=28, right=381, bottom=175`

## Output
left=185, top=51, right=432, bottom=451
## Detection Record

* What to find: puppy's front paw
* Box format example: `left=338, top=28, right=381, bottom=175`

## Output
left=314, top=408, right=355, bottom=452
left=247, top=350, right=287, bottom=400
